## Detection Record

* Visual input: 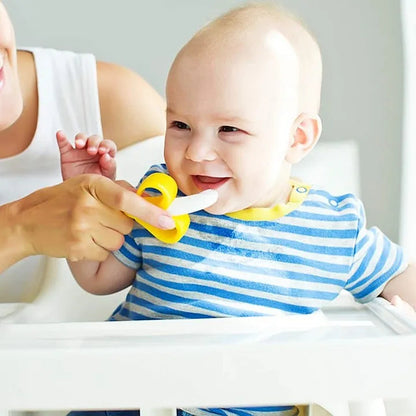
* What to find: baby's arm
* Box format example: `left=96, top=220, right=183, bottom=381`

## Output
left=381, top=263, right=416, bottom=311
left=69, top=254, right=136, bottom=295
left=57, top=130, right=135, bottom=293
left=56, top=130, right=117, bottom=180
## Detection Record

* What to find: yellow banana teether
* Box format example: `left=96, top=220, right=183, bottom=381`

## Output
left=127, top=173, right=190, bottom=244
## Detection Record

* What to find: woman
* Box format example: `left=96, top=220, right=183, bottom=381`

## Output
left=0, top=1, right=174, bottom=301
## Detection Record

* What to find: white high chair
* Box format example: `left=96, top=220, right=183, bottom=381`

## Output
left=2, top=137, right=414, bottom=416
left=1, top=297, right=416, bottom=416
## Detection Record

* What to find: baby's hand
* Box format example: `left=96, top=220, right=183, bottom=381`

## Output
left=56, top=131, right=117, bottom=181
left=390, top=295, right=416, bottom=320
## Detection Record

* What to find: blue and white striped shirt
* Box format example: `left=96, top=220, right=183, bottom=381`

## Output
left=112, top=164, right=406, bottom=321
left=111, top=164, right=407, bottom=416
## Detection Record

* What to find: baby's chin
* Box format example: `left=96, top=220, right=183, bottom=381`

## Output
left=202, top=200, right=227, bottom=215
left=203, top=202, right=243, bottom=216
left=204, top=207, right=225, bottom=215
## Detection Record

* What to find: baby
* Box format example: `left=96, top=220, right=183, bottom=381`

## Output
left=60, top=3, right=415, bottom=416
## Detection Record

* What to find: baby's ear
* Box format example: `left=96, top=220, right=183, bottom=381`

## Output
left=285, top=113, right=322, bottom=164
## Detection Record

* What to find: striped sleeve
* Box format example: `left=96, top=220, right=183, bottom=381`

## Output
left=113, top=226, right=143, bottom=270
left=344, top=199, right=408, bottom=302
left=137, top=163, right=169, bottom=187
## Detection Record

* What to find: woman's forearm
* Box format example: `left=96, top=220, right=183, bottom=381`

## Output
left=0, top=200, right=34, bottom=273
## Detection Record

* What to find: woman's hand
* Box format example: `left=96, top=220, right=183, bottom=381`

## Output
left=0, top=174, right=175, bottom=272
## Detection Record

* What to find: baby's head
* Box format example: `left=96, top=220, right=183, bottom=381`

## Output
left=164, top=3, right=322, bottom=215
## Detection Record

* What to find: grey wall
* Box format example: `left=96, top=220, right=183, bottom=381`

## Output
left=4, top=0, right=403, bottom=241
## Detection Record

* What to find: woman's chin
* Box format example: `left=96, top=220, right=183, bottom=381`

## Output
left=0, top=94, right=23, bottom=130
left=0, top=105, right=22, bottom=130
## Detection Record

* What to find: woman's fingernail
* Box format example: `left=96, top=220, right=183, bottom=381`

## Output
left=158, top=215, right=176, bottom=230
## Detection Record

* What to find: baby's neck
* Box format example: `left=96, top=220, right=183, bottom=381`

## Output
left=257, top=180, right=293, bottom=209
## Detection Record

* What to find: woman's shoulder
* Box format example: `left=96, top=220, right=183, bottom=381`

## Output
left=96, top=60, right=165, bottom=148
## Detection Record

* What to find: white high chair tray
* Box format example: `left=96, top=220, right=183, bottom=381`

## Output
left=0, top=298, right=415, bottom=412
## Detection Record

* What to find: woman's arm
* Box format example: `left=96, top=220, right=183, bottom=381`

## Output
left=0, top=201, right=34, bottom=273
left=97, top=61, right=166, bottom=149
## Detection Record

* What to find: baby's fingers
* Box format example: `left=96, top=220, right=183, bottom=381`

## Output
left=98, top=139, right=117, bottom=158
left=78, top=134, right=103, bottom=155
left=74, top=132, right=88, bottom=149
left=56, top=130, right=74, bottom=154
left=99, top=153, right=117, bottom=180
left=391, top=295, right=416, bottom=318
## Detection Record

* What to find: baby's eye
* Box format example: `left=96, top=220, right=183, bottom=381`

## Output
left=171, top=121, right=190, bottom=130
left=219, top=126, right=239, bottom=133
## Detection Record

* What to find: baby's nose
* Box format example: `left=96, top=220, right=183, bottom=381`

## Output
left=185, top=136, right=217, bottom=162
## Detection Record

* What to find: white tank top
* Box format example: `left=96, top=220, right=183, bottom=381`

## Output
left=0, top=47, right=103, bottom=302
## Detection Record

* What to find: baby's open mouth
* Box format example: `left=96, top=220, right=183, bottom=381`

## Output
left=192, top=175, right=230, bottom=190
